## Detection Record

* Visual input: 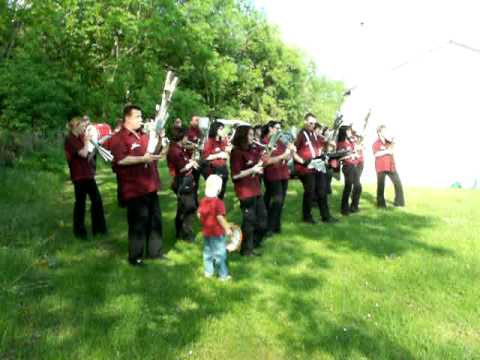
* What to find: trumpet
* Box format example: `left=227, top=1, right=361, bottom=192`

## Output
left=252, top=140, right=267, bottom=149
left=184, top=139, right=201, bottom=149
left=183, top=139, right=202, bottom=162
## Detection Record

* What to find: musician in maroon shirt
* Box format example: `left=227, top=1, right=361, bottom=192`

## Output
left=230, top=125, right=267, bottom=256
left=203, top=121, right=230, bottom=199
left=186, top=116, right=203, bottom=202
left=372, top=125, right=405, bottom=208
left=294, top=113, right=337, bottom=224
left=261, top=121, right=293, bottom=234
left=337, top=125, right=363, bottom=215
left=110, top=105, right=165, bottom=266
left=167, top=127, right=199, bottom=242
left=186, top=116, right=203, bottom=156
left=353, top=128, right=365, bottom=199
left=64, top=116, right=107, bottom=239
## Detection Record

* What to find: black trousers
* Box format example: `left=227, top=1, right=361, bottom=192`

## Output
left=326, top=171, right=333, bottom=195
left=240, top=196, right=267, bottom=254
left=211, top=165, right=228, bottom=200
left=341, top=164, right=363, bottom=213
left=174, top=190, right=197, bottom=240
left=299, top=172, right=331, bottom=221
left=192, top=168, right=201, bottom=205
left=73, top=179, right=107, bottom=238
left=126, top=192, right=163, bottom=262
left=376, top=171, right=405, bottom=207
left=264, top=179, right=288, bottom=233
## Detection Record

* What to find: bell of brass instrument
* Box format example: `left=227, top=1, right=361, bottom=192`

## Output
left=252, top=140, right=267, bottom=149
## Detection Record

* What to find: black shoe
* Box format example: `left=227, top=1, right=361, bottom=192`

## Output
left=129, top=258, right=145, bottom=267
left=264, top=231, right=274, bottom=238
left=303, top=218, right=317, bottom=224
left=341, top=210, right=350, bottom=216
left=177, top=232, right=195, bottom=243
left=148, top=254, right=169, bottom=262
left=74, top=231, right=88, bottom=239
left=242, top=249, right=262, bottom=257
left=93, top=230, right=108, bottom=237
left=322, top=217, right=338, bottom=224
left=350, top=207, right=360, bottom=213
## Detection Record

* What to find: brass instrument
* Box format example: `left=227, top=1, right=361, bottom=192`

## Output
left=252, top=140, right=267, bottom=149
left=184, top=140, right=202, bottom=162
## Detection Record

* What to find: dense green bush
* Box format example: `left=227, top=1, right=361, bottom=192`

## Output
left=0, top=0, right=344, bottom=133
left=0, top=129, right=65, bottom=171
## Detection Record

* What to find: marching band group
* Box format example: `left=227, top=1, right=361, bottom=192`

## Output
left=64, top=105, right=405, bottom=278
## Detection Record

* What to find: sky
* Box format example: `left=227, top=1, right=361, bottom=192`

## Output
left=254, top=0, right=480, bottom=86
left=254, top=0, right=480, bottom=187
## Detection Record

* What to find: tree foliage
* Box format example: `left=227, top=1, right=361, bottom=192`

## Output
left=0, top=0, right=344, bottom=130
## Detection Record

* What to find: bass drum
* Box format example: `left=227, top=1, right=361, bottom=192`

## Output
left=226, top=224, right=243, bottom=253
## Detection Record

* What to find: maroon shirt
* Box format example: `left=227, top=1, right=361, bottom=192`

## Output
left=262, top=136, right=289, bottom=181
left=167, top=142, right=191, bottom=177
left=337, top=139, right=359, bottom=166
left=372, top=138, right=396, bottom=173
left=203, top=138, right=227, bottom=168
left=294, top=129, right=325, bottom=175
left=64, top=134, right=94, bottom=182
left=95, top=123, right=113, bottom=150
left=186, top=126, right=202, bottom=158
left=250, top=141, right=265, bottom=159
left=230, top=146, right=262, bottom=200
left=110, top=127, right=161, bottom=201
left=198, top=197, right=226, bottom=237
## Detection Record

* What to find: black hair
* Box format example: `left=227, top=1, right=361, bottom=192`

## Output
left=304, top=112, right=316, bottom=121
left=208, top=121, right=224, bottom=138
left=261, top=120, right=280, bottom=138
left=171, top=127, right=187, bottom=142
left=231, top=125, right=252, bottom=149
left=123, top=105, right=142, bottom=120
left=337, top=125, right=351, bottom=143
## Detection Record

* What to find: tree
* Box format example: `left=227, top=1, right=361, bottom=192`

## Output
left=0, top=0, right=344, bottom=131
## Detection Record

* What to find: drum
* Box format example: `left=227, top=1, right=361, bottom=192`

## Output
left=86, top=123, right=112, bottom=151
left=226, top=224, right=243, bottom=252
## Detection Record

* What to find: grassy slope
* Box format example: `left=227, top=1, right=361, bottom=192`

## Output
left=0, top=154, right=479, bottom=359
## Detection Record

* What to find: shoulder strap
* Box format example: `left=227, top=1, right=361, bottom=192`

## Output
left=303, top=131, right=316, bottom=158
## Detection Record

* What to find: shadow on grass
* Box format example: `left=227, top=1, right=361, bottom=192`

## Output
left=277, top=297, right=416, bottom=359
left=19, top=247, right=257, bottom=359
left=0, top=165, right=454, bottom=359
left=255, top=234, right=416, bottom=359
left=281, top=180, right=452, bottom=259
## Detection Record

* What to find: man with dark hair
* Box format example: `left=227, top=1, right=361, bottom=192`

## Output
left=372, top=125, right=405, bottom=207
left=110, top=105, right=166, bottom=266
left=167, top=127, right=199, bottom=242
left=173, top=118, right=183, bottom=130
left=186, top=116, right=204, bottom=202
left=294, top=113, right=337, bottom=224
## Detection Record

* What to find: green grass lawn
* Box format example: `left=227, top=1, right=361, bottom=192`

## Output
left=1, top=155, right=479, bottom=359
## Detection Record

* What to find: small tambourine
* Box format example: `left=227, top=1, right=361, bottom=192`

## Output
left=226, top=224, right=243, bottom=252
